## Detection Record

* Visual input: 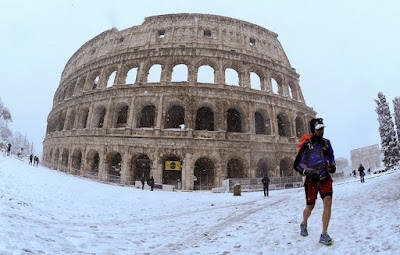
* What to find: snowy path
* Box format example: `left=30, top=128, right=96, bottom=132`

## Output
left=1, top=156, right=399, bottom=254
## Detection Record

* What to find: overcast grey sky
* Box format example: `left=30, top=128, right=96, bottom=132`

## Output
left=1, top=0, right=399, bottom=159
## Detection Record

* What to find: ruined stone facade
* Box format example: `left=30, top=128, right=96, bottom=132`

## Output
left=350, top=144, right=382, bottom=170
left=43, top=14, right=316, bottom=190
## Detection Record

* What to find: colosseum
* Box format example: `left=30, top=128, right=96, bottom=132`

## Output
left=43, top=13, right=316, bottom=190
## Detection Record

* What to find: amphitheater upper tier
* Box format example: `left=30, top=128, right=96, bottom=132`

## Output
left=43, top=13, right=316, bottom=190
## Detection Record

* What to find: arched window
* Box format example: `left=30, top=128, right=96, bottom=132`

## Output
left=77, top=108, right=89, bottom=129
left=171, top=64, right=188, bottom=82
left=57, top=111, right=66, bottom=131
left=250, top=72, right=261, bottom=90
left=277, top=112, right=291, bottom=137
left=92, top=75, right=100, bottom=90
left=227, top=158, right=245, bottom=178
left=165, top=105, right=185, bottom=129
left=255, top=112, right=265, bottom=134
left=197, top=65, right=214, bottom=83
left=225, top=68, right=239, bottom=86
left=107, top=71, right=117, bottom=87
left=115, top=105, right=129, bottom=128
left=295, top=116, right=305, bottom=138
left=196, top=107, right=214, bottom=131
left=93, top=106, right=106, bottom=128
left=227, top=109, right=242, bottom=133
left=126, top=67, right=138, bottom=84
left=271, top=78, right=279, bottom=94
left=139, top=105, right=155, bottom=128
left=147, top=64, right=162, bottom=83
left=66, top=109, right=76, bottom=130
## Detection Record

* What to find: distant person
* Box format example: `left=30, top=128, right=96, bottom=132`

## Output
left=29, top=154, right=33, bottom=165
left=352, top=170, right=356, bottom=177
left=368, top=168, right=371, bottom=175
left=262, top=175, right=270, bottom=197
left=358, top=164, right=365, bottom=183
left=294, top=118, right=336, bottom=245
left=147, top=176, right=155, bottom=191
left=34, top=156, right=39, bottom=167
left=7, top=143, right=11, bottom=156
left=141, top=176, right=145, bottom=190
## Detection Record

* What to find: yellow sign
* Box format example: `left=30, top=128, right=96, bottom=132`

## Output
left=165, top=161, right=181, bottom=171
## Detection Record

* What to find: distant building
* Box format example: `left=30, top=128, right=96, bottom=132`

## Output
left=350, top=144, right=382, bottom=170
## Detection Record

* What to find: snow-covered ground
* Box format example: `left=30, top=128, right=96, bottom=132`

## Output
left=1, top=155, right=399, bottom=255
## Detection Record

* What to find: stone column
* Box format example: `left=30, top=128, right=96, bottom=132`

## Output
left=182, top=152, right=194, bottom=190
left=152, top=151, right=162, bottom=184
left=120, top=149, right=130, bottom=185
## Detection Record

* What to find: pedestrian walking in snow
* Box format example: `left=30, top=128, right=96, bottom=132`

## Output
left=141, top=176, right=145, bottom=190
left=147, top=176, right=155, bottom=191
left=358, top=164, right=365, bottom=183
left=294, top=118, right=336, bottom=245
left=34, top=156, right=39, bottom=167
left=29, top=154, right=33, bottom=165
left=7, top=143, right=11, bottom=156
left=262, top=174, right=270, bottom=197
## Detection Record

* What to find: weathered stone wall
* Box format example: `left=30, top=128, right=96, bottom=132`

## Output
left=43, top=13, right=316, bottom=190
left=350, top=144, right=382, bottom=170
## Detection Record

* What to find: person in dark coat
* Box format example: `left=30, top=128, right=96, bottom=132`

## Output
left=7, top=143, right=11, bottom=156
left=262, top=175, right=270, bottom=197
left=141, top=176, right=145, bottom=190
left=147, top=176, right=155, bottom=191
left=29, top=154, right=33, bottom=165
left=358, top=164, right=365, bottom=183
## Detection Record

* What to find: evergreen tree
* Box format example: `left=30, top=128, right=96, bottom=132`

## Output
left=375, top=92, right=400, bottom=169
left=393, top=97, right=400, bottom=140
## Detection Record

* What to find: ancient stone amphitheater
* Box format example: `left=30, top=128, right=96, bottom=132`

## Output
left=43, top=13, right=316, bottom=190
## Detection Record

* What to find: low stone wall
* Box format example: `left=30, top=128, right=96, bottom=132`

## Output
left=134, top=181, right=176, bottom=191
left=212, top=176, right=304, bottom=193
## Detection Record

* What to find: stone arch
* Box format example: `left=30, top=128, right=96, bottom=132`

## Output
left=280, top=157, right=294, bottom=177
left=88, top=70, right=101, bottom=90
left=48, top=148, right=53, bottom=166
left=171, top=62, right=189, bottom=82
left=288, top=81, right=297, bottom=100
left=162, top=154, right=182, bottom=186
left=77, top=107, right=90, bottom=129
left=147, top=64, right=162, bottom=83
left=197, top=65, right=215, bottom=84
left=194, top=157, right=215, bottom=190
left=74, top=76, right=86, bottom=94
left=137, top=104, right=156, bottom=128
left=131, top=154, right=151, bottom=182
left=227, top=157, right=246, bottom=178
left=53, top=148, right=60, bottom=170
left=106, top=151, right=122, bottom=177
left=255, top=109, right=271, bottom=135
left=57, top=111, right=67, bottom=131
left=225, top=68, right=240, bottom=86
left=227, top=107, right=245, bottom=133
left=165, top=105, right=185, bottom=129
left=66, top=109, right=76, bottom=130
left=256, top=157, right=274, bottom=178
left=195, top=106, right=215, bottom=131
left=86, top=149, right=100, bottom=174
left=112, top=103, right=129, bottom=128
left=277, top=112, right=291, bottom=137
left=65, top=80, right=76, bottom=99
left=72, top=149, right=82, bottom=174
left=126, top=67, right=138, bottom=84
left=61, top=148, right=69, bottom=171
left=120, top=61, right=140, bottom=84
left=106, top=70, right=117, bottom=88
left=92, top=105, right=107, bottom=128
left=250, top=72, right=261, bottom=90
left=295, top=116, right=305, bottom=138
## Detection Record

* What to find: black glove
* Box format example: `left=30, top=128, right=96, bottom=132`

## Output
left=329, top=164, right=336, bottom=173
left=305, top=169, right=319, bottom=179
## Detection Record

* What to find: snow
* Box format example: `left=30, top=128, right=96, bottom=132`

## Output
left=1, top=156, right=399, bottom=255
